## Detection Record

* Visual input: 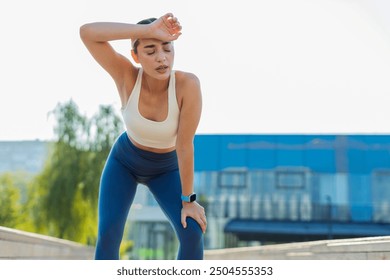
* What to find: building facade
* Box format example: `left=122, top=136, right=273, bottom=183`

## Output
left=128, top=134, right=390, bottom=259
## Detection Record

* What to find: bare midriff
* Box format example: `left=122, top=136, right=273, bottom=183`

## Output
left=127, top=134, right=176, bottom=154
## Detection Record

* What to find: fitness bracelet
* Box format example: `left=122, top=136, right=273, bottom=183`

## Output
left=181, top=193, right=196, bottom=203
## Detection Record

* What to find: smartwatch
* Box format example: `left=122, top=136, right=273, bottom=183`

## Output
left=181, top=193, right=197, bottom=203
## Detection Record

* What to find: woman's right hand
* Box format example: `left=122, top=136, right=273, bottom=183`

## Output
left=148, top=13, right=182, bottom=42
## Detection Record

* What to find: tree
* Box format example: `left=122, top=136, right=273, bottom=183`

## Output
left=0, top=171, right=36, bottom=232
left=82, top=105, right=123, bottom=207
left=0, top=173, right=21, bottom=227
left=28, top=100, right=123, bottom=244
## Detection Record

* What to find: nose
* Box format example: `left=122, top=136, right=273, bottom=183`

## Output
left=156, top=50, right=167, bottom=62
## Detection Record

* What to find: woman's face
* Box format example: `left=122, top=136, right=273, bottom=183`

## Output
left=134, top=39, right=175, bottom=80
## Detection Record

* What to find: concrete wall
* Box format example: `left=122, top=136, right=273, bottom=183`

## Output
left=205, top=235, right=390, bottom=260
left=0, top=226, right=94, bottom=260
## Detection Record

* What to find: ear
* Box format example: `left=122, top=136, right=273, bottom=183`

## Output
left=131, top=50, right=140, bottom=64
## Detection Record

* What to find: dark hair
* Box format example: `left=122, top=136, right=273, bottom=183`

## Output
left=133, top=17, right=157, bottom=54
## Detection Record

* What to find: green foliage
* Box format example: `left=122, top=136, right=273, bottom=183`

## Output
left=136, top=248, right=165, bottom=260
left=0, top=172, right=36, bottom=231
left=27, top=100, right=123, bottom=244
left=0, top=173, right=21, bottom=227
left=119, top=239, right=134, bottom=260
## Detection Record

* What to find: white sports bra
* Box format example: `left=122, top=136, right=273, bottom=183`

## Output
left=121, top=69, right=180, bottom=149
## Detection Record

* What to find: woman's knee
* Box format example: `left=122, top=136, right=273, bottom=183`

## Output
left=179, top=218, right=203, bottom=242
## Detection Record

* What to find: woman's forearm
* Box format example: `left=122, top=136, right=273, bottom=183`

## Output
left=176, top=144, right=195, bottom=197
left=79, top=22, right=149, bottom=42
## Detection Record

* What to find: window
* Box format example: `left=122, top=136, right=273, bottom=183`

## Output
left=276, top=171, right=305, bottom=189
left=218, top=170, right=247, bottom=189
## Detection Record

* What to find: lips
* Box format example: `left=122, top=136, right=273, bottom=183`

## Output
left=155, top=65, right=169, bottom=72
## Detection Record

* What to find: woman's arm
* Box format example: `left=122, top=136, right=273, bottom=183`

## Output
left=79, top=22, right=143, bottom=87
left=176, top=73, right=207, bottom=233
left=79, top=13, right=182, bottom=101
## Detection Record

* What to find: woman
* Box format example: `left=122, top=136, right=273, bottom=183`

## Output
left=80, top=13, right=206, bottom=260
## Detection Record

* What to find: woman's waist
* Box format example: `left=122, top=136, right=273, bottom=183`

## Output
left=128, top=133, right=176, bottom=154
left=115, top=131, right=178, bottom=163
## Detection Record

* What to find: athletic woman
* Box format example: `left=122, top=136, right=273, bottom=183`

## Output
left=80, top=13, right=206, bottom=260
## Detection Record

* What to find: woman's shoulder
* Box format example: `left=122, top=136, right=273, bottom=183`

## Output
left=174, top=70, right=201, bottom=90
left=174, top=71, right=201, bottom=107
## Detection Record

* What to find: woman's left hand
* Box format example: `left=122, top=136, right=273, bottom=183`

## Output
left=181, top=201, right=207, bottom=233
left=147, top=13, right=182, bottom=42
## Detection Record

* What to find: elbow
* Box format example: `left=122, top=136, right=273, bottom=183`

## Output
left=79, top=23, right=94, bottom=41
left=79, top=24, right=89, bottom=40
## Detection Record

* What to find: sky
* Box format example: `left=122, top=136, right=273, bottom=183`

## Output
left=1, top=0, right=390, bottom=141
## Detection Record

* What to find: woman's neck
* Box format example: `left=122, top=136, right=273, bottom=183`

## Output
left=142, top=72, right=169, bottom=95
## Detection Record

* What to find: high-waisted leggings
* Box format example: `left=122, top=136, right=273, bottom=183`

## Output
left=94, top=132, right=204, bottom=260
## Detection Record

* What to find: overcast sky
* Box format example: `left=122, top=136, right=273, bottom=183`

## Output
left=1, top=0, right=390, bottom=141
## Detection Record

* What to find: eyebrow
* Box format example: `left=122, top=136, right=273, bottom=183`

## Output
left=143, top=42, right=171, bottom=49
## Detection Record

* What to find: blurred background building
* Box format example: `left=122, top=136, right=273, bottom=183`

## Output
left=127, top=134, right=390, bottom=259
left=0, top=140, right=48, bottom=174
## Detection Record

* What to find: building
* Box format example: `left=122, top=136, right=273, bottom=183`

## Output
left=128, top=134, right=390, bottom=259
left=0, top=140, right=49, bottom=174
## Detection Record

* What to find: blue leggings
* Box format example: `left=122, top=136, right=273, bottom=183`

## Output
left=95, top=132, right=203, bottom=260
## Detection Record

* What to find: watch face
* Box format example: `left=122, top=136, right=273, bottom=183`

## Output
left=190, top=193, right=197, bottom=202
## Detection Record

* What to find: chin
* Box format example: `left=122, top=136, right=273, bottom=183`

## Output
left=144, top=68, right=171, bottom=80
left=153, top=70, right=171, bottom=80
